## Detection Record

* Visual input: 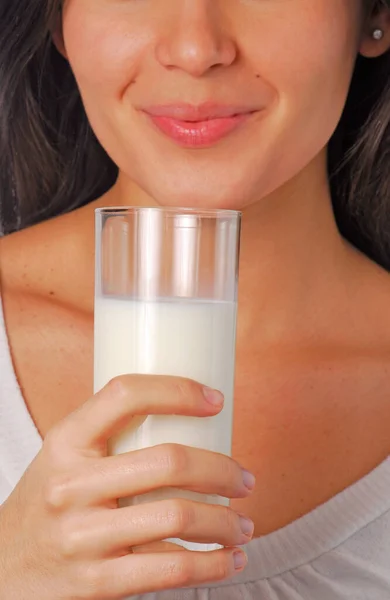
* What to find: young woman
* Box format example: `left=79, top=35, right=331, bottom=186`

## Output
left=0, top=0, right=389, bottom=598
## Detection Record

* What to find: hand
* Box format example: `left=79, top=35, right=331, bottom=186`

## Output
left=0, top=375, right=255, bottom=600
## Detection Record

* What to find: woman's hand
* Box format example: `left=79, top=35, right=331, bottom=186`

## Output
left=0, top=375, right=255, bottom=600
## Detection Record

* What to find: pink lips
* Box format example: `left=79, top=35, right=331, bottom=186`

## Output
left=141, top=103, right=258, bottom=148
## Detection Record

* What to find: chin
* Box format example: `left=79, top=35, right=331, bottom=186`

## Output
left=130, top=160, right=264, bottom=212
left=151, top=183, right=252, bottom=212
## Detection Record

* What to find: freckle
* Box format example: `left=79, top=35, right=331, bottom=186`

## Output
left=255, top=74, right=260, bottom=78
left=49, top=291, right=55, bottom=296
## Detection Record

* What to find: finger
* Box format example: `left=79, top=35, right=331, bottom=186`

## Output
left=46, top=375, right=224, bottom=453
left=65, top=500, right=254, bottom=558
left=109, top=499, right=254, bottom=549
left=53, top=444, right=255, bottom=507
left=83, top=548, right=248, bottom=598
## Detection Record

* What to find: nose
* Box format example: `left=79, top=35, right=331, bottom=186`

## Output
left=155, top=1, right=237, bottom=78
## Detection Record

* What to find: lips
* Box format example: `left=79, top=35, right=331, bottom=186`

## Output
left=141, top=103, right=259, bottom=148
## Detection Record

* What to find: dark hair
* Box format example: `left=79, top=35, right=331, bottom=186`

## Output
left=0, top=1, right=389, bottom=267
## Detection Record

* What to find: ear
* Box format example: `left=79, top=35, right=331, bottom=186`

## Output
left=51, top=7, right=68, bottom=59
left=360, top=5, right=390, bottom=58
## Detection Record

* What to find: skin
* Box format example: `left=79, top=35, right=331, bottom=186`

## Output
left=1, top=0, right=390, bottom=597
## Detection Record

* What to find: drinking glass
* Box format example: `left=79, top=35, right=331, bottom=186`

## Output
left=94, top=207, right=241, bottom=551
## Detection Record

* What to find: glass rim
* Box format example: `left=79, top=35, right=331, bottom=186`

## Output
left=95, top=206, right=241, bottom=219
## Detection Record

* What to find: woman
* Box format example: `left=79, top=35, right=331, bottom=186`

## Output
left=0, top=0, right=389, bottom=598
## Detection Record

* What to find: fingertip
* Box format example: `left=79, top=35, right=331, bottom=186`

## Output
left=232, top=548, right=248, bottom=571
left=202, top=387, right=225, bottom=408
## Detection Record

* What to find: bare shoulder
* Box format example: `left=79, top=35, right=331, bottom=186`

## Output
left=0, top=206, right=95, bottom=309
left=0, top=213, right=70, bottom=293
left=0, top=211, right=95, bottom=436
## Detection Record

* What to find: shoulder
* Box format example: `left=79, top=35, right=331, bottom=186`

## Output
left=0, top=215, right=64, bottom=291
left=0, top=221, right=94, bottom=435
left=0, top=206, right=95, bottom=310
left=0, top=209, right=95, bottom=405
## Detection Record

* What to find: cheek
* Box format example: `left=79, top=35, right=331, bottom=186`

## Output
left=62, top=3, right=152, bottom=98
left=243, top=2, right=359, bottom=125
left=239, top=3, right=360, bottom=182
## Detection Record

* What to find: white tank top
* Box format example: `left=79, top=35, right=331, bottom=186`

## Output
left=1, top=295, right=390, bottom=599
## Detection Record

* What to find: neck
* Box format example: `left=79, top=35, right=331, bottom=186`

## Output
left=95, top=149, right=350, bottom=344
left=237, top=151, right=349, bottom=343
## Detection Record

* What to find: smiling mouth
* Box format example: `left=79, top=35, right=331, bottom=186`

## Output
left=141, top=104, right=260, bottom=148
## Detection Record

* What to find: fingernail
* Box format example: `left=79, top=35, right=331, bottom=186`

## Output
left=238, top=515, right=255, bottom=538
left=242, top=469, right=256, bottom=491
left=203, top=387, right=224, bottom=407
left=233, top=550, right=248, bottom=571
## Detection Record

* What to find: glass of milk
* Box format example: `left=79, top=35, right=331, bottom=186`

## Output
left=94, top=207, right=241, bottom=551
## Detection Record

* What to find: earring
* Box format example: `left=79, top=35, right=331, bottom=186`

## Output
left=372, top=29, right=384, bottom=41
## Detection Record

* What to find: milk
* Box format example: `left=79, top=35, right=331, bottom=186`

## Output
left=94, top=296, right=237, bottom=551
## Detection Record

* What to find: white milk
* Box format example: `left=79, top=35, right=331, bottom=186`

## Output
left=94, top=296, right=237, bottom=551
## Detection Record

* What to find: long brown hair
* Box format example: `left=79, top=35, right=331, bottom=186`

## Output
left=0, top=0, right=389, bottom=268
